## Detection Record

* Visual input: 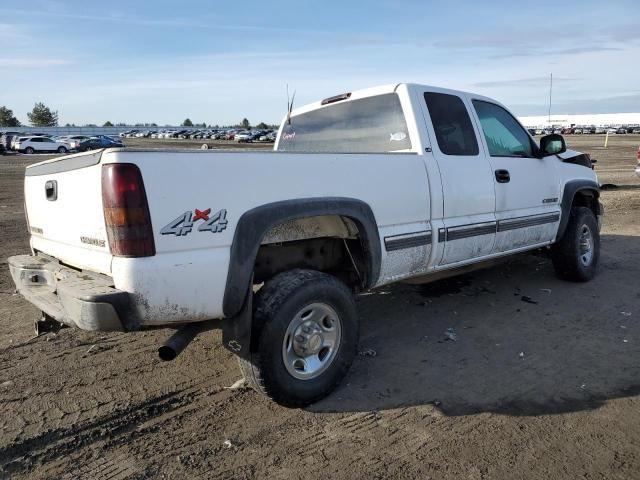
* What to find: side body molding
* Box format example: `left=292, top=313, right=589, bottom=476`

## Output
left=556, top=179, right=600, bottom=241
left=222, top=197, right=381, bottom=317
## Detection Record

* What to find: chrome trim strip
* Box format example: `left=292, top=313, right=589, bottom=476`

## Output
left=384, top=231, right=432, bottom=252
left=497, top=213, right=560, bottom=232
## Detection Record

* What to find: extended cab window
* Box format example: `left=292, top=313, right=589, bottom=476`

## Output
left=424, top=92, right=479, bottom=156
left=278, top=93, right=411, bottom=153
left=472, top=100, right=534, bottom=157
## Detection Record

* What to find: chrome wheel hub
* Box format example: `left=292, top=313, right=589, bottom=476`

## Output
left=579, top=224, right=593, bottom=266
left=282, top=303, right=341, bottom=380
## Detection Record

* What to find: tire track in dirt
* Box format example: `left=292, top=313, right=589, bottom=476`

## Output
left=0, top=374, right=226, bottom=477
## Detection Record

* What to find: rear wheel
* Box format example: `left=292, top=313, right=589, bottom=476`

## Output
left=551, top=206, right=599, bottom=281
left=25, top=147, right=34, bottom=154
left=239, top=269, right=358, bottom=407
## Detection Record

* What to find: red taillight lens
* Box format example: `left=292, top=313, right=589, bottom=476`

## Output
left=102, top=163, right=155, bottom=257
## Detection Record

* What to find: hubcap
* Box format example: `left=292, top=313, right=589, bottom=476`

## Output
left=282, top=302, right=342, bottom=380
left=579, top=224, right=594, bottom=266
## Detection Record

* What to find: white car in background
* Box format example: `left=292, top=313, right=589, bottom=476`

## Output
left=14, top=136, right=71, bottom=154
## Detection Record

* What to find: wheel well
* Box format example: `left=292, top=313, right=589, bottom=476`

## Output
left=253, top=215, right=367, bottom=291
left=572, top=189, right=599, bottom=217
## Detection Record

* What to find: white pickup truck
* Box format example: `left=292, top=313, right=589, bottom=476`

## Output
left=9, top=83, right=602, bottom=407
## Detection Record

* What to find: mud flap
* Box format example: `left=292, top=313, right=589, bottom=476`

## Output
left=222, top=288, right=253, bottom=360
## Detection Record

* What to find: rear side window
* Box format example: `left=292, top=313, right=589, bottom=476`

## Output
left=424, top=92, right=479, bottom=156
left=472, top=100, right=534, bottom=157
left=278, top=93, right=412, bottom=153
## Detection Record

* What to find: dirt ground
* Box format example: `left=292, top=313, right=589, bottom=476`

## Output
left=1, top=136, right=639, bottom=479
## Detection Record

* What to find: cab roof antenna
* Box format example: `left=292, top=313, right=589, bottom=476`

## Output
left=286, top=84, right=296, bottom=125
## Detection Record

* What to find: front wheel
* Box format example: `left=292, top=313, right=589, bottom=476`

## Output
left=57, top=146, right=68, bottom=154
left=239, top=269, right=358, bottom=407
left=551, top=206, right=600, bottom=281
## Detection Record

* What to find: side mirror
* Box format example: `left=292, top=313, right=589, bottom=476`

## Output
left=539, top=133, right=566, bottom=156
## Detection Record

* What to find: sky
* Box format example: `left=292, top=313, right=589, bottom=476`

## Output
left=2, top=0, right=639, bottom=126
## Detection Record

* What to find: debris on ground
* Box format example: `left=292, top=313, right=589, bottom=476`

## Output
left=518, top=352, right=525, bottom=359
left=540, top=288, right=552, bottom=294
left=444, top=328, right=458, bottom=342
left=623, top=339, right=629, bottom=343
left=621, top=312, right=632, bottom=316
left=358, top=348, right=377, bottom=357
left=521, top=295, right=538, bottom=304
left=1, top=380, right=14, bottom=388
left=86, top=344, right=97, bottom=354
left=223, top=439, right=238, bottom=449
left=224, top=378, right=246, bottom=390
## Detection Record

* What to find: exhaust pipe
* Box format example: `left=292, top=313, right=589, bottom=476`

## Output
left=158, top=322, right=213, bottom=361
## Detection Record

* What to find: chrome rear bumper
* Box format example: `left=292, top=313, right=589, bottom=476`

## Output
left=8, top=254, right=128, bottom=331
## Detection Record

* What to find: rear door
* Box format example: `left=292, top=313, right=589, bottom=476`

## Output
left=41, top=137, right=58, bottom=151
left=469, top=99, right=561, bottom=253
left=421, top=90, right=496, bottom=265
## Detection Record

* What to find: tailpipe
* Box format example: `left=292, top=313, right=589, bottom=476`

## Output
left=158, top=321, right=213, bottom=361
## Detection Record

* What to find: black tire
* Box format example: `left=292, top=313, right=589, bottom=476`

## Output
left=57, top=146, right=68, bottom=154
left=239, top=269, right=358, bottom=407
left=551, top=206, right=599, bottom=281
left=25, top=147, right=34, bottom=154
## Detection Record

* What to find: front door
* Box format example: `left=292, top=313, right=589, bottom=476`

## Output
left=470, top=99, right=561, bottom=253
left=421, top=90, right=497, bottom=265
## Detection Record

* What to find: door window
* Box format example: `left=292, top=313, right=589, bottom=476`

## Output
left=424, top=92, right=479, bottom=156
left=472, top=100, right=535, bottom=158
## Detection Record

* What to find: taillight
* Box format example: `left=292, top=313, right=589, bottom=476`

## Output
left=101, top=163, right=155, bottom=257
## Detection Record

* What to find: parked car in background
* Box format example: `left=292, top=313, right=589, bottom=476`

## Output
left=15, top=136, right=71, bottom=154
left=632, top=127, right=640, bottom=134
left=616, top=127, right=627, bottom=134
left=595, top=127, right=606, bottom=134
left=562, top=127, right=574, bottom=135
left=234, top=131, right=252, bottom=142
left=0, top=131, right=21, bottom=150
left=76, top=136, right=124, bottom=151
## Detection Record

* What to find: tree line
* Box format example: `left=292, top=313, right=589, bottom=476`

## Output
left=0, top=103, right=276, bottom=129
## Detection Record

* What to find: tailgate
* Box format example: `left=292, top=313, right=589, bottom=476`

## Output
left=24, top=150, right=112, bottom=274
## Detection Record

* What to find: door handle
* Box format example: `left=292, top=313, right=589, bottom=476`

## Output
left=495, top=169, right=510, bottom=183
left=45, top=180, right=57, bottom=201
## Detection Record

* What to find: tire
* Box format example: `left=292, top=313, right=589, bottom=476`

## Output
left=25, top=147, right=34, bottom=154
left=239, top=269, right=358, bottom=407
left=57, top=146, right=68, bottom=154
left=551, top=206, right=599, bottom=282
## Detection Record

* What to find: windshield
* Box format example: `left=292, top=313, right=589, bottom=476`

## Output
left=277, top=93, right=412, bottom=153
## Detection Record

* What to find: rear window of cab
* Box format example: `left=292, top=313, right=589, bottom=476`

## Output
left=278, top=93, right=412, bottom=153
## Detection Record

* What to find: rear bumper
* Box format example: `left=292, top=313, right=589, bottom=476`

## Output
left=8, top=254, right=130, bottom=331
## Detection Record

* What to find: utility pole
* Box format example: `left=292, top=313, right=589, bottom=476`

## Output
left=548, top=72, right=553, bottom=126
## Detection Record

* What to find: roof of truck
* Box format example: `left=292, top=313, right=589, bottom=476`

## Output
left=288, top=83, right=497, bottom=119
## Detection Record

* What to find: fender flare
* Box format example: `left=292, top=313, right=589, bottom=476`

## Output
left=222, top=197, right=381, bottom=317
left=556, top=179, right=600, bottom=241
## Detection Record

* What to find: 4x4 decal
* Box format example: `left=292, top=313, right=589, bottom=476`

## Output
left=161, top=208, right=228, bottom=236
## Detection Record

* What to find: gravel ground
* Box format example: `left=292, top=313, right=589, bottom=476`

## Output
left=1, top=135, right=639, bottom=479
